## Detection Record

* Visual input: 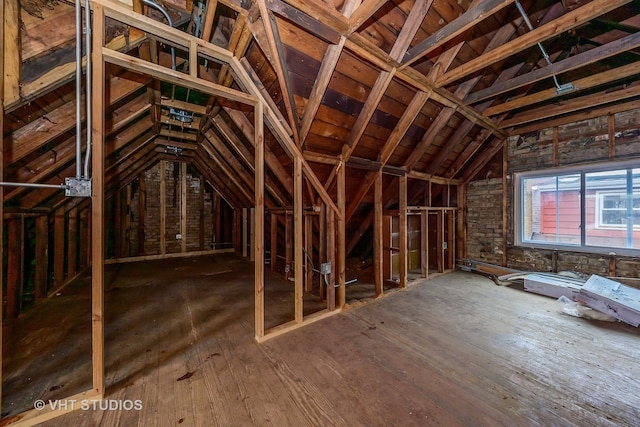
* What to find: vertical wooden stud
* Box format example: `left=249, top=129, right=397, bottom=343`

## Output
left=436, top=211, right=444, bottom=273
left=181, top=162, right=187, bottom=253
left=215, top=193, right=222, bottom=248
left=420, top=210, right=427, bottom=278
left=3, top=0, right=19, bottom=105
left=91, top=2, right=106, bottom=397
left=199, top=174, right=205, bottom=251
left=255, top=101, right=265, bottom=339
left=502, top=140, right=508, bottom=266
left=53, top=208, right=66, bottom=291
left=6, top=218, right=21, bottom=318
left=114, top=189, right=122, bottom=257
left=305, top=212, right=313, bottom=293
left=318, top=204, right=326, bottom=301
left=285, top=212, right=292, bottom=279
left=68, top=208, right=78, bottom=277
left=0, top=0, right=4, bottom=403
left=35, top=215, right=49, bottom=299
left=294, top=155, right=303, bottom=322
left=337, top=161, right=346, bottom=307
left=250, top=208, right=256, bottom=262
left=80, top=208, right=90, bottom=269
left=160, top=160, right=167, bottom=255
left=242, top=208, right=248, bottom=257
left=446, top=210, right=455, bottom=269
left=374, top=170, right=383, bottom=296
left=399, top=175, right=408, bottom=288
left=271, top=213, right=277, bottom=272
left=457, top=184, right=466, bottom=261
left=138, top=173, right=146, bottom=256
left=326, top=208, right=336, bottom=310
left=608, top=113, right=616, bottom=158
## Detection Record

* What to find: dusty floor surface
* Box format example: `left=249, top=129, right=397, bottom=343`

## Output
left=3, top=254, right=640, bottom=426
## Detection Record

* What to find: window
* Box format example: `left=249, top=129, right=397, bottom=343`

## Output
left=516, top=162, right=640, bottom=254
left=595, top=192, right=640, bottom=229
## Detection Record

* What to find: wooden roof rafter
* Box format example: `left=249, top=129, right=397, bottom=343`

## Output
left=401, top=0, right=516, bottom=69
left=255, top=0, right=301, bottom=145
left=436, top=0, right=634, bottom=88
left=322, top=0, right=432, bottom=192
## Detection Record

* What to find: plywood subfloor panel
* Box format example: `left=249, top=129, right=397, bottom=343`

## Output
left=5, top=263, right=640, bottom=426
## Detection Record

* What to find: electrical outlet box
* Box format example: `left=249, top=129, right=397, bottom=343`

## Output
left=443, top=242, right=448, bottom=250
left=320, top=262, right=332, bottom=275
left=176, top=233, right=182, bottom=240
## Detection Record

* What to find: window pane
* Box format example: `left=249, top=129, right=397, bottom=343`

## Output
left=586, top=170, right=630, bottom=248
left=556, top=174, right=581, bottom=244
left=522, top=175, right=579, bottom=245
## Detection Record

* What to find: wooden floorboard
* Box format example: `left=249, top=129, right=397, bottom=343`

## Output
left=3, top=255, right=639, bottom=426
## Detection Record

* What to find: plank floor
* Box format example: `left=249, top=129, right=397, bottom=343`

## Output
left=3, top=254, right=640, bottom=426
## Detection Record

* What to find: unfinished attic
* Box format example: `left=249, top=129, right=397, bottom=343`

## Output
left=2, top=0, right=640, bottom=424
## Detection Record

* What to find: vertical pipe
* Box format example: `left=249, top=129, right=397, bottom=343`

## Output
left=75, top=0, right=82, bottom=179
left=83, top=0, right=92, bottom=179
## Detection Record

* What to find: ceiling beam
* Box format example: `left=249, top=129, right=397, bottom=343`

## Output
left=256, top=1, right=301, bottom=144
left=501, top=82, right=640, bottom=128
left=402, top=0, right=514, bottom=68
left=509, top=98, right=640, bottom=135
left=486, top=60, right=640, bottom=116
left=437, top=0, right=633, bottom=87
left=467, top=30, right=640, bottom=105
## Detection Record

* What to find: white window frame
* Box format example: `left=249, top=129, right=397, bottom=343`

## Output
left=514, top=159, right=640, bottom=256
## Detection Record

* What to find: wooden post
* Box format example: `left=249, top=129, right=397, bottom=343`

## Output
left=138, top=172, right=146, bottom=256
left=199, top=174, right=205, bottom=251
left=305, top=212, right=313, bottom=293
left=318, top=204, right=326, bottom=301
left=457, top=184, right=466, bottom=261
left=446, top=210, right=455, bottom=269
left=242, top=208, right=248, bottom=257
left=181, top=162, right=187, bottom=253
left=420, top=210, right=427, bottom=278
left=294, top=155, right=303, bottom=322
left=326, top=208, right=336, bottom=310
left=436, top=211, right=444, bottom=273
left=250, top=207, right=256, bottom=262
left=337, top=161, right=346, bottom=307
left=502, top=140, right=508, bottom=266
left=160, top=160, right=167, bottom=255
left=0, top=0, right=4, bottom=404
left=399, top=175, right=407, bottom=288
left=54, top=208, right=66, bottom=291
left=114, top=188, right=122, bottom=257
left=68, top=208, right=78, bottom=278
left=271, top=212, right=277, bottom=272
left=233, top=209, right=240, bottom=254
left=6, top=218, right=22, bottom=318
left=213, top=192, right=221, bottom=248
left=608, top=113, right=616, bottom=158
left=609, top=255, right=616, bottom=277
left=35, top=215, right=49, bottom=299
left=255, top=101, right=265, bottom=339
left=91, top=2, right=106, bottom=397
left=374, top=170, right=383, bottom=296
left=80, top=208, right=90, bottom=268
left=552, top=126, right=559, bottom=166
left=285, top=212, right=292, bottom=279
left=3, top=0, right=20, bottom=105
